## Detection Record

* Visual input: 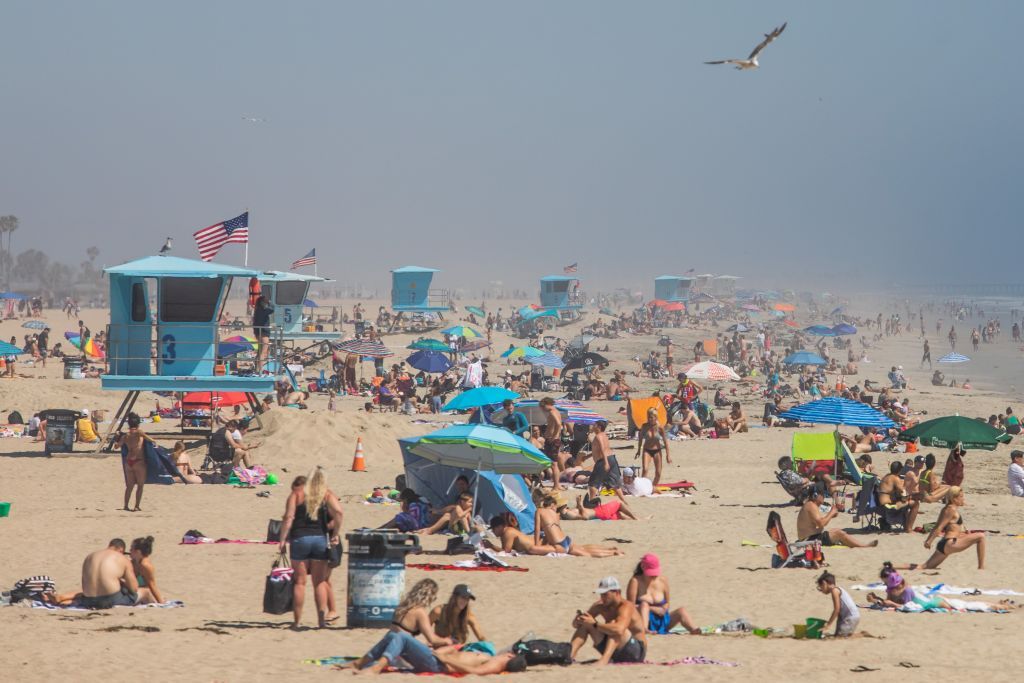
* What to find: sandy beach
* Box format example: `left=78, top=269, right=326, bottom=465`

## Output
left=1, top=299, right=1023, bottom=682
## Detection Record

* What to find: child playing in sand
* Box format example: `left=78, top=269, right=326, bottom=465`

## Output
left=816, top=571, right=859, bottom=637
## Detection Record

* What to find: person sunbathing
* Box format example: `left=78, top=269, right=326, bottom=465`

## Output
left=867, top=563, right=953, bottom=610
left=797, top=484, right=878, bottom=549
left=483, top=513, right=561, bottom=555
left=625, top=553, right=700, bottom=635
left=534, top=498, right=623, bottom=557
left=417, top=492, right=476, bottom=535
left=725, top=402, right=748, bottom=433
left=560, top=495, right=639, bottom=521
left=341, top=638, right=527, bottom=675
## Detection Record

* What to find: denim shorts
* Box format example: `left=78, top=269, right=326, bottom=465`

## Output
left=290, top=534, right=328, bottom=561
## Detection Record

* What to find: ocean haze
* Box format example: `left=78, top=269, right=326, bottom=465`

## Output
left=2, top=1, right=1022, bottom=295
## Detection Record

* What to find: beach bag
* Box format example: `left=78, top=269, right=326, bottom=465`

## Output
left=715, top=419, right=731, bottom=438
left=7, top=410, right=23, bottom=425
left=10, top=575, right=55, bottom=603
left=512, top=639, right=572, bottom=666
left=266, top=519, right=282, bottom=542
left=262, top=553, right=294, bottom=615
left=445, top=536, right=476, bottom=555
left=327, top=538, right=343, bottom=568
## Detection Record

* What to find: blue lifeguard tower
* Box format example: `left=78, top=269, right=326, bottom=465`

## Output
left=654, top=275, right=694, bottom=303
left=389, top=266, right=449, bottom=331
left=100, top=255, right=277, bottom=448
left=539, top=275, right=583, bottom=322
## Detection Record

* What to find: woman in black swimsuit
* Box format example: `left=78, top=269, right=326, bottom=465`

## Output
left=389, top=578, right=453, bottom=647
left=636, top=408, right=670, bottom=486
left=883, top=486, right=989, bottom=571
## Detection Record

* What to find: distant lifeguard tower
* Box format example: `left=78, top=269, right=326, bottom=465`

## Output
left=389, top=266, right=449, bottom=331
left=101, top=255, right=277, bottom=448
left=539, top=275, right=583, bottom=322
left=258, top=271, right=339, bottom=359
left=654, top=275, right=694, bottom=303
left=711, top=275, right=741, bottom=297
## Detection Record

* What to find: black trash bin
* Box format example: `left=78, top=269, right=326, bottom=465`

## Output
left=345, top=531, right=420, bottom=628
left=41, top=409, right=82, bottom=455
left=62, top=357, right=83, bottom=379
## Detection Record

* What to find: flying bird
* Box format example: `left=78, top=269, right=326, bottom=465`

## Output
left=159, top=237, right=172, bottom=255
left=705, top=22, right=787, bottom=70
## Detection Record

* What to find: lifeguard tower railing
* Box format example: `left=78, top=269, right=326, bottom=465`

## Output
left=391, top=288, right=450, bottom=311
left=102, top=321, right=284, bottom=391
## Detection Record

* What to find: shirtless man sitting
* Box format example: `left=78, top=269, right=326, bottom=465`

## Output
left=878, top=460, right=919, bottom=533
left=79, top=538, right=139, bottom=609
left=570, top=577, right=647, bottom=665
left=797, top=483, right=878, bottom=549
left=725, top=402, right=748, bottom=433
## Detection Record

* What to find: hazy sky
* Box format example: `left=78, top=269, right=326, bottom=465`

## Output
left=3, top=1, right=1022, bottom=294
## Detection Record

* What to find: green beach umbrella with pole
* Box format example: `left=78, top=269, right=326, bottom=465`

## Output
left=898, top=415, right=1012, bottom=451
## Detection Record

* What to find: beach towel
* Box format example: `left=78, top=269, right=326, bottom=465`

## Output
left=180, top=535, right=277, bottom=545
left=122, top=440, right=187, bottom=485
left=851, top=583, right=1023, bottom=597
left=866, top=599, right=1008, bottom=614
left=407, top=563, right=528, bottom=573
left=232, top=465, right=268, bottom=485
left=615, top=656, right=738, bottom=667
left=18, top=600, right=185, bottom=611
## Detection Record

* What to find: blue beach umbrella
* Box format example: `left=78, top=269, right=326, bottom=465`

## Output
left=779, top=397, right=896, bottom=429
left=804, top=325, right=836, bottom=336
left=303, top=299, right=318, bottom=308
left=406, top=350, right=452, bottom=373
left=442, top=386, right=520, bottom=412
left=831, top=323, right=857, bottom=336
left=22, top=320, right=48, bottom=330
left=528, top=352, right=566, bottom=369
left=0, top=340, right=24, bottom=355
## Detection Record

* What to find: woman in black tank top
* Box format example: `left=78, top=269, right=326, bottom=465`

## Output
left=278, top=467, right=345, bottom=628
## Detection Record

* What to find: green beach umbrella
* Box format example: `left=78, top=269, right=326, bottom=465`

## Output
left=407, top=338, right=450, bottom=352
left=898, top=415, right=1011, bottom=451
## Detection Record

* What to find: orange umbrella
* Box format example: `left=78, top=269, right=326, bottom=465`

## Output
left=773, top=303, right=796, bottom=312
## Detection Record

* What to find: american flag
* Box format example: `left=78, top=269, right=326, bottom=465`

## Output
left=291, top=249, right=316, bottom=269
left=193, top=212, right=249, bottom=262
left=563, top=262, right=578, bottom=274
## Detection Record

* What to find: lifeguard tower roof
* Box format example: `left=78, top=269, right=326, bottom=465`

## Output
left=392, top=266, right=439, bottom=274
left=106, top=255, right=261, bottom=278
left=540, top=275, right=576, bottom=282
left=391, top=266, right=448, bottom=312
left=261, top=270, right=327, bottom=283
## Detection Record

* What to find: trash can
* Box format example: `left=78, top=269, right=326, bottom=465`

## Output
left=42, top=409, right=82, bottom=455
left=345, top=531, right=421, bottom=628
left=62, top=357, right=83, bottom=379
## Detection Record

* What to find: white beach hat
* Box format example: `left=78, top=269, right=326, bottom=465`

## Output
left=594, top=576, right=621, bottom=594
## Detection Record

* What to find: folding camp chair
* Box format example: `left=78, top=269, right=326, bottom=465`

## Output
left=202, top=427, right=234, bottom=473
left=766, top=511, right=823, bottom=569
left=853, top=475, right=880, bottom=530
left=775, top=470, right=808, bottom=504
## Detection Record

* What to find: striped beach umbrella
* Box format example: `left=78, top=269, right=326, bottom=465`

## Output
left=779, top=397, right=895, bottom=429
left=680, top=360, right=741, bottom=382
left=441, top=325, right=480, bottom=339
left=334, top=339, right=394, bottom=358
left=528, top=352, right=565, bottom=369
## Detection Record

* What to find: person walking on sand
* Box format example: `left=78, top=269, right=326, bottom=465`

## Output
left=921, top=339, right=931, bottom=369
left=540, top=397, right=564, bottom=491
left=117, top=412, right=148, bottom=512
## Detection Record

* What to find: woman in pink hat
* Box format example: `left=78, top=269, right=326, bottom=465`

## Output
left=625, top=553, right=701, bottom=635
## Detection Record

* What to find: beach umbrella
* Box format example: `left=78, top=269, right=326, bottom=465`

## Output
left=223, top=334, right=258, bottom=344
left=0, top=292, right=27, bottom=300
left=774, top=303, right=796, bottom=312
left=937, top=352, right=971, bottom=364
left=804, top=325, right=836, bottom=336
left=898, top=415, right=1011, bottom=451
left=831, top=323, right=857, bottom=336
left=779, top=397, right=896, bottom=429
left=783, top=351, right=827, bottom=366
left=409, top=424, right=551, bottom=475
left=567, top=334, right=597, bottom=350
left=646, top=299, right=668, bottom=308
left=661, top=302, right=685, bottom=312
left=466, top=306, right=486, bottom=317
left=21, top=320, right=48, bottom=330
left=783, top=319, right=800, bottom=328
left=441, top=325, right=480, bottom=339
left=491, top=399, right=605, bottom=427
left=442, top=386, right=520, bottom=412
left=726, top=323, right=750, bottom=333
left=562, top=352, right=609, bottom=372
left=0, top=340, right=24, bottom=355
left=680, top=360, right=741, bottom=382
left=218, top=339, right=254, bottom=357
left=502, top=345, right=545, bottom=359
left=303, top=298, right=318, bottom=308
left=407, top=338, right=450, bottom=352
left=334, top=339, right=394, bottom=358
left=182, top=391, right=249, bottom=408
left=528, top=352, right=565, bottom=369
left=406, top=350, right=452, bottom=373
left=65, top=333, right=105, bottom=359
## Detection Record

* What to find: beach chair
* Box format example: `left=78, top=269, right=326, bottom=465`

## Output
left=202, top=427, right=234, bottom=473
left=775, top=470, right=808, bottom=504
left=853, top=475, right=880, bottom=529
left=766, top=511, right=823, bottom=569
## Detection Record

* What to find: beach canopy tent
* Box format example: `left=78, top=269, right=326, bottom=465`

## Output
left=626, top=396, right=668, bottom=436
left=400, top=438, right=537, bottom=533
left=898, top=415, right=1011, bottom=451
left=779, top=397, right=895, bottom=430
left=783, top=351, right=826, bottom=366
left=791, top=431, right=862, bottom=484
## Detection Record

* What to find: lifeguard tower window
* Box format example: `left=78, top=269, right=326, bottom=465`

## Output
left=130, top=283, right=147, bottom=322
left=160, top=277, right=222, bottom=322
left=550, top=281, right=570, bottom=292
left=275, top=281, right=306, bottom=306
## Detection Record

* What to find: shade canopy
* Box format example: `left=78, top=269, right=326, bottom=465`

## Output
left=182, top=391, right=249, bottom=408
left=779, top=397, right=896, bottom=428
left=528, top=352, right=565, bottom=369
left=406, top=424, right=551, bottom=474
left=898, top=415, right=1011, bottom=450
left=0, top=340, right=24, bottom=355
left=783, top=351, right=827, bottom=366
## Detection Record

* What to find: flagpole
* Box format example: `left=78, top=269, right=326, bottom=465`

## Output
left=244, top=207, right=249, bottom=266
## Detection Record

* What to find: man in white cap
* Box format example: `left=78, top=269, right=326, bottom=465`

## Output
left=621, top=467, right=653, bottom=497
left=76, top=408, right=100, bottom=443
left=570, top=576, right=646, bottom=665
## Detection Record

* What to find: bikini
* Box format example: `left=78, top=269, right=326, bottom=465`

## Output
left=542, top=520, right=572, bottom=553
left=936, top=512, right=964, bottom=555
left=643, top=429, right=664, bottom=454
left=392, top=619, right=422, bottom=636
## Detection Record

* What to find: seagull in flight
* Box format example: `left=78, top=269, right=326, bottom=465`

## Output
left=705, top=22, right=787, bottom=70
left=241, top=116, right=268, bottom=123
left=159, top=237, right=172, bottom=255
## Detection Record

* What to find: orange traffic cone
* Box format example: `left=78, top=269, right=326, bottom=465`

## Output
left=351, top=437, right=367, bottom=472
